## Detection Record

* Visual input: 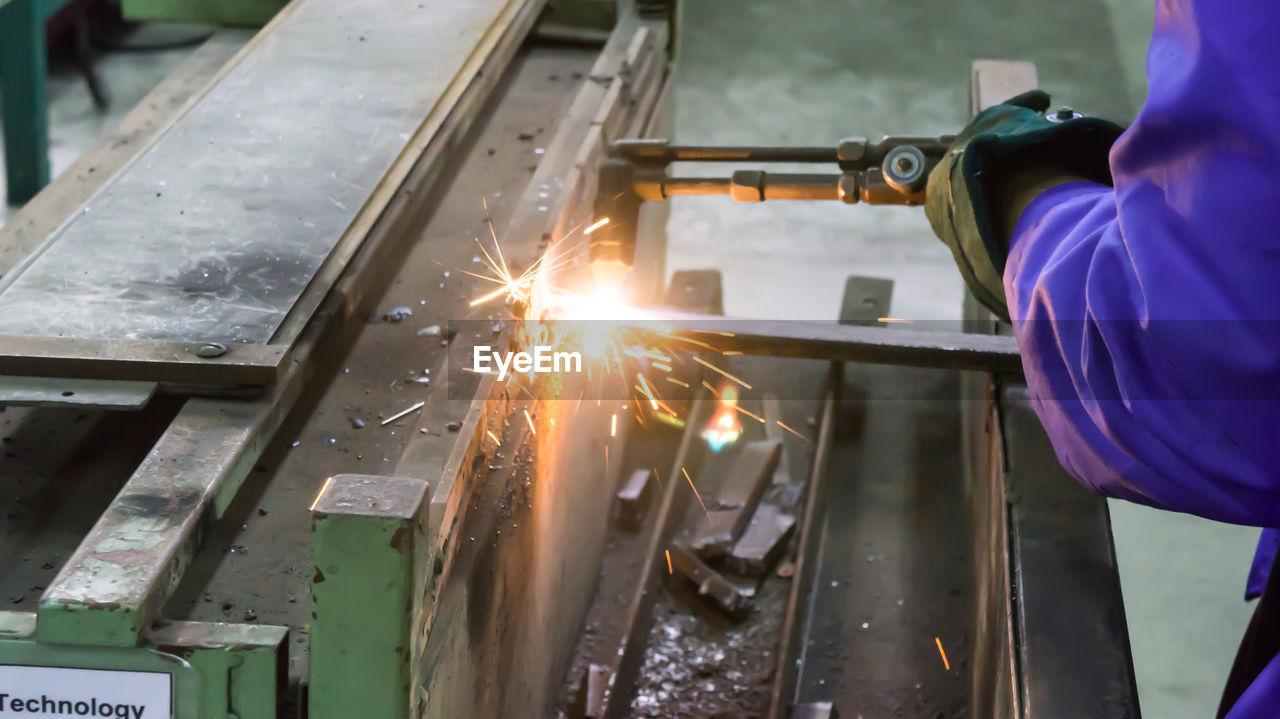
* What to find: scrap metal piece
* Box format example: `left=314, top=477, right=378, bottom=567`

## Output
left=726, top=504, right=796, bottom=577
left=689, top=509, right=741, bottom=558
left=616, top=468, right=658, bottom=530
left=667, top=542, right=748, bottom=618
left=718, top=439, right=781, bottom=508
left=691, top=439, right=781, bottom=557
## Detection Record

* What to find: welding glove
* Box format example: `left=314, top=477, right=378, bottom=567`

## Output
left=924, top=90, right=1124, bottom=320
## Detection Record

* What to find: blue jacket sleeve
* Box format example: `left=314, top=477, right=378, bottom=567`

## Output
left=1004, top=0, right=1280, bottom=527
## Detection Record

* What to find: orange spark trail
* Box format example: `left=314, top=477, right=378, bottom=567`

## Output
left=693, top=356, right=751, bottom=389
left=733, top=405, right=766, bottom=424
left=651, top=467, right=663, bottom=490
left=584, top=217, right=610, bottom=234
left=935, top=637, right=950, bottom=670
left=682, top=467, right=710, bottom=520
left=776, top=419, right=812, bottom=445
left=636, top=373, right=659, bottom=409
left=611, top=414, right=617, bottom=437
left=665, top=550, right=673, bottom=575
left=523, top=408, right=537, bottom=435
left=487, top=430, right=501, bottom=446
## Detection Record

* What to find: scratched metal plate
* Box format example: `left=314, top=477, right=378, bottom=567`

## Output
left=0, top=0, right=509, bottom=345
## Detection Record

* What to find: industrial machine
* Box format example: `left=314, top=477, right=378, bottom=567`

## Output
left=0, top=1, right=1138, bottom=717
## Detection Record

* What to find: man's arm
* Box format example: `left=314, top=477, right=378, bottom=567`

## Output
left=1004, top=0, right=1280, bottom=525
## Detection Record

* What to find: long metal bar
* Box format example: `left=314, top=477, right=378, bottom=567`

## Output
left=637, top=316, right=1024, bottom=374
left=615, top=140, right=839, bottom=165
left=0, top=335, right=286, bottom=387
left=36, top=0, right=546, bottom=648
left=766, top=365, right=839, bottom=719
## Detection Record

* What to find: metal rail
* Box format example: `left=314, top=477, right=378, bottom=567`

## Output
left=635, top=316, right=1024, bottom=374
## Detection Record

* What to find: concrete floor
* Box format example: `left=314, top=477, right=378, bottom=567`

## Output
left=0, top=4, right=1265, bottom=717
left=666, top=2, right=1261, bottom=718
left=0, top=34, right=196, bottom=224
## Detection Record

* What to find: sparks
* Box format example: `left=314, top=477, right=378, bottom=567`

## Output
left=665, top=549, right=673, bottom=575
left=693, top=355, right=752, bottom=390
left=776, top=419, right=812, bottom=445
left=610, top=413, right=618, bottom=437
left=935, top=637, right=950, bottom=671
left=636, top=373, right=659, bottom=410
left=682, top=467, right=710, bottom=520
left=523, top=408, right=537, bottom=435
left=487, top=429, right=501, bottom=446
left=584, top=217, right=610, bottom=234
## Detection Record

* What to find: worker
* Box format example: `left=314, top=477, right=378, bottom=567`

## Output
left=924, top=1, right=1280, bottom=716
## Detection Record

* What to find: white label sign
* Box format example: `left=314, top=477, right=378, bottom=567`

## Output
left=0, top=665, right=170, bottom=719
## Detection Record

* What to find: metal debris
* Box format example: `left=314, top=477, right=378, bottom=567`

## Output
left=692, top=440, right=782, bottom=558
left=667, top=542, right=748, bottom=618
left=351, top=418, right=366, bottom=429
left=616, top=468, right=657, bottom=530
left=381, top=401, right=425, bottom=425
left=726, top=504, right=796, bottom=576
left=383, top=306, right=413, bottom=322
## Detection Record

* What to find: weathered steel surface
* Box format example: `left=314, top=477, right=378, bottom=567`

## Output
left=0, top=335, right=286, bottom=386
left=0, top=0, right=539, bottom=387
left=616, top=468, right=658, bottom=530
left=0, top=377, right=156, bottom=410
left=35, top=0, right=544, bottom=648
left=310, top=475, right=431, bottom=719
left=726, top=504, right=795, bottom=576
left=667, top=541, right=749, bottom=618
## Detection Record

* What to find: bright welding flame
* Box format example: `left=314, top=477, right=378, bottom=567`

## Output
left=701, top=383, right=743, bottom=452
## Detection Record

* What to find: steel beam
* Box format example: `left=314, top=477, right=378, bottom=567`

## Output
left=642, top=316, right=1023, bottom=374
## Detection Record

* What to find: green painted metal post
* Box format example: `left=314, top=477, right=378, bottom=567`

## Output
left=310, top=474, right=431, bottom=719
left=149, top=620, right=289, bottom=719
left=0, top=0, right=50, bottom=204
